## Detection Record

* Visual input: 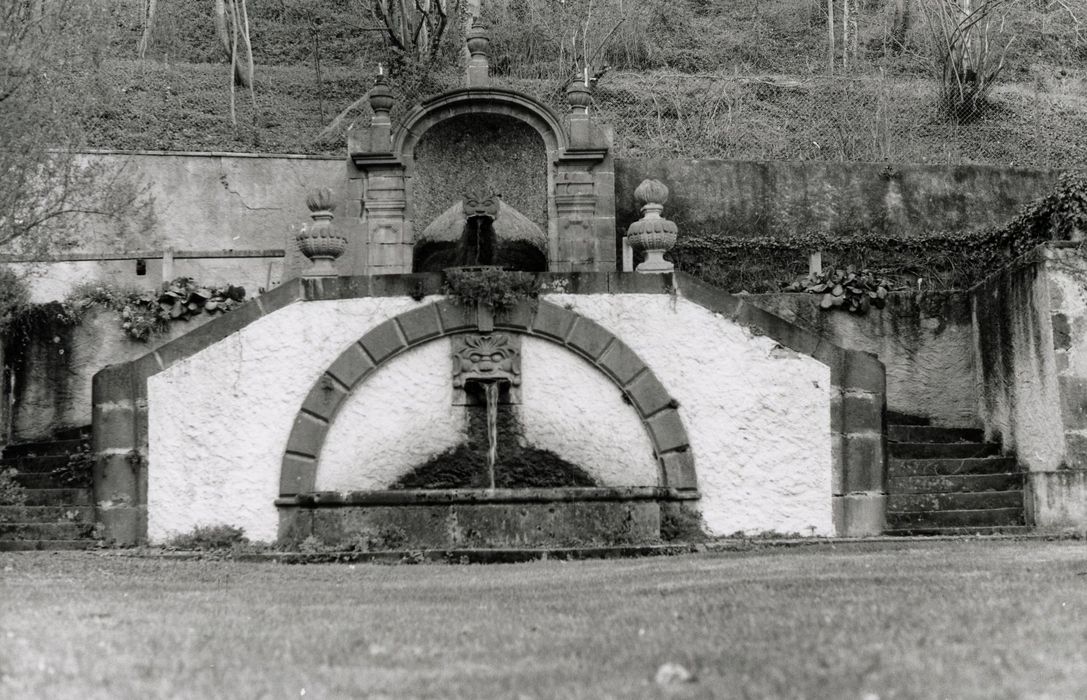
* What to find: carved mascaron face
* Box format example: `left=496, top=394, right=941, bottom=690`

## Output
left=452, top=334, right=521, bottom=387
left=462, top=190, right=499, bottom=221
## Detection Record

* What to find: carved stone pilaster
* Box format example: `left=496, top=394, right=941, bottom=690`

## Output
left=553, top=171, right=598, bottom=271
left=363, top=170, right=411, bottom=273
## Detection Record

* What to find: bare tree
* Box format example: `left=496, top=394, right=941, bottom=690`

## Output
left=215, top=0, right=256, bottom=90
left=0, top=0, right=153, bottom=255
left=371, top=0, right=455, bottom=64
left=137, top=0, right=158, bottom=59
left=918, top=0, right=1017, bottom=121
left=891, top=0, right=912, bottom=51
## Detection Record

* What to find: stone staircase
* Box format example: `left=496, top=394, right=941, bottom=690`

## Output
left=886, top=414, right=1029, bottom=535
left=0, top=427, right=100, bottom=551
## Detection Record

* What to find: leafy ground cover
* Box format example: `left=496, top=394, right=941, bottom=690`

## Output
left=2, top=540, right=1086, bottom=698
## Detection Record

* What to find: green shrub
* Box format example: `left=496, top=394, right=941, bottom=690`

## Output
left=0, top=468, right=27, bottom=506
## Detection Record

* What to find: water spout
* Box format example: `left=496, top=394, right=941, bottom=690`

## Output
left=484, top=381, right=499, bottom=489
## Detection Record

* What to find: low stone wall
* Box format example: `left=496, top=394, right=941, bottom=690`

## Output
left=747, top=292, right=977, bottom=427
left=617, top=159, right=1056, bottom=239
left=91, top=272, right=886, bottom=545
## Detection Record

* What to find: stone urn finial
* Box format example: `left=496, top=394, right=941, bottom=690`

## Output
left=626, top=179, right=678, bottom=274
left=368, top=72, right=395, bottom=117
left=466, top=18, right=490, bottom=87
left=297, top=188, right=347, bottom=277
left=566, top=79, right=591, bottom=114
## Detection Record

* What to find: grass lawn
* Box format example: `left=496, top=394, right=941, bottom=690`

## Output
left=2, top=540, right=1086, bottom=699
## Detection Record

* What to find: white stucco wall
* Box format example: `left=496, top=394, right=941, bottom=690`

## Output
left=520, top=337, right=660, bottom=486
left=147, top=297, right=422, bottom=543
left=316, top=336, right=660, bottom=491
left=317, top=341, right=466, bottom=490
left=550, top=295, right=833, bottom=536
left=147, top=293, right=834, bottom=543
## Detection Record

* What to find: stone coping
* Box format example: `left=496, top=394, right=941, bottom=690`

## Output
left=275, top=486, right=699, bottom=507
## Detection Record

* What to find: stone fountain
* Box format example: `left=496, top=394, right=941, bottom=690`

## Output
left=90, top=21, right=888, bottom=551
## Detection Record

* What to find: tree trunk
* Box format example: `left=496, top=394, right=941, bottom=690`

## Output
left=827, top=0, right=835, bottom=75
left=137, top=0, right=158, bottom=59
left=842, top=0, right=849, bottom=69
left=891, top=0, right=910, bottom=51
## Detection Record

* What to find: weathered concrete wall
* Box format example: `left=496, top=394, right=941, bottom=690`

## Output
left=146, top=293, right=832, bottom=543
left=617, top=159, right=1057, bottom=238
left=9, top=307, right=217, bottom=442
left=8, top=151, right=342, bottom=301
left=1028, top=247, right=1087, bottom=528
left=972, top=256, right=1064, bottom=470
left=747, top=292, right=977, bottom=426
left=970, top=246, right=1087, bottom=528
left=14, top=152, right=1059, bottom=302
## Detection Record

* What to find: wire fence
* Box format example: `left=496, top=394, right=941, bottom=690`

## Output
left=372, top=66, right=1086, bottom=169
left=354, top=0, right=1087, bottom=168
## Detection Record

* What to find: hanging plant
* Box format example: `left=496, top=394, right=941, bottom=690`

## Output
left=785, top=267, right=900, bottom=314
left=442, top=267, right=539, bottom=311
left=66, top=277, right=247, bottom=342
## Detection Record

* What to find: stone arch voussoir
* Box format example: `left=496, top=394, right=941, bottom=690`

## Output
left=394, top=89, right=567, bottom=163
left=280, top=299, right=695, bottom=496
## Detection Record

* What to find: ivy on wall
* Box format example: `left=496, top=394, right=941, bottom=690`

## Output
left=0, top=274, right=247, bottom=350
left=671, top=172, right=1087, bottom=294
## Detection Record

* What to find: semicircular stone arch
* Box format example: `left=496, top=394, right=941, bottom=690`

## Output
left=394, top=88, right=568, bottom=164
left=279, top=299, right=695, bottom=496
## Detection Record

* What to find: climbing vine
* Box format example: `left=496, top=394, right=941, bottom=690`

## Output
left=671, top=171, right=1087, bottom=294
left=2, top=277, right=247, bottom=348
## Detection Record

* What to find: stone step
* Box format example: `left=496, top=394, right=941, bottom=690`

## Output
left=12, top=472, right=70, bottom=489
left=2, top=438, right=84, bottom=459
left=889, top=473, right=1023, bottom=494
left=889, top=442, right=1001, bottom=459
left=886, top=412, right=930, bottom=426
left=0, top=539, right=99, bottom=552
left=884, top=525, right=1034, bottom=537
left=887, top=425, right=985, bottom=444
left=889, top=457, right=1019, bottom=477
left=0, top=455, right=70, bottom=473
left=887, top=508, right=1025, bottom=528
left=888, top=490, right=1023, bottom=513
left=0, top=522, right=97, bottom=540
left=21, top=488, right=93, bottom=506
left=53, top=426, right=92, bottom=441
left=0, top=505, right=95, bottom=524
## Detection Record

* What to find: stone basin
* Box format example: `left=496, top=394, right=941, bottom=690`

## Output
left=276, top=487, right=699, bottom=550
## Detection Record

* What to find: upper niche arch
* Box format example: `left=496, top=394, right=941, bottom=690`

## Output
left=347, top=84, right=615, bottom=275
left=278, top=299, right=696, bottom=497
left=394, top=88, right=568, bottom=163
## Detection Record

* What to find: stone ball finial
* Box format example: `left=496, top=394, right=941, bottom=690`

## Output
left=368, top=73, right=395, bottom=115
left=634, top=179, right=669, bottom=208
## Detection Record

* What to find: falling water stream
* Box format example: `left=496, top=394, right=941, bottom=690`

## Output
left=484, top=381, right=499, bottom=489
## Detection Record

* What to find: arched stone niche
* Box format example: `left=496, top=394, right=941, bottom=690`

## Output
left=346, top=87, right=615, bottom=276
left=410, top=113, right=547, bottom=237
